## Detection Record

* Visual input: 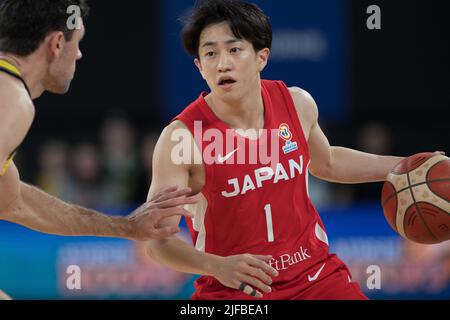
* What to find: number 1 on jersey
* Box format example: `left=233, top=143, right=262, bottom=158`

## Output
left=264, top=204, right=274, bottom=243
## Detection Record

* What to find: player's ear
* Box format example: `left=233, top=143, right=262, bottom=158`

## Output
left=46, top=31, right=65, bottom=59
left=194, top=58, right=206, bottom=80
left=257, top=48, right=270, bottom=72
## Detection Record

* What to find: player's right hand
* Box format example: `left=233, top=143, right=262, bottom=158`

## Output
left=125, top=186, right=199, bottom=241
left=211, top=254, right=279, bottom=298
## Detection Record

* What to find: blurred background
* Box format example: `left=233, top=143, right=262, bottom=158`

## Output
left=0, top=0, right=449, bottom=300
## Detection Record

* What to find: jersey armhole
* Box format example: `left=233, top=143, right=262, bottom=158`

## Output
left=171, top=117, right=214, bottom=194
left=276, top=81, right=310, bottom=158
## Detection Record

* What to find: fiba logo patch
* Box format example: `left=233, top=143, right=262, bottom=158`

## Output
left=279, top=124, right=292, bottom=141
left=279, top=124, right=298, bottom=155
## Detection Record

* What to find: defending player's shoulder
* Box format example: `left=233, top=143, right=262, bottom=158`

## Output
left=288, top=86, right=319, bottom=134
left=0, top=73, right=35, bottom=164
left=0, top=71, right=33, bottom=106
left=0, top=73, right=35, bottom=120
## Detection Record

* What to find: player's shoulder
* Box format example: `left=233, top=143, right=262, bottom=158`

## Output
left=0, top=71, right=29, bottom=97
left=0, top=72, right=34, bottom=119
left=288, top=86, right=316, bottom=107
left=158, top=120, right=194, bottom=148
left=154, top=120, right=197, bottom=171
left=163, top=120, right=191, bottom=136
left=287, top=86, right=319, bottom=123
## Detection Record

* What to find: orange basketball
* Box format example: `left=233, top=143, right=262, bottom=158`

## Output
left=381, top=152, right=450, bottom=244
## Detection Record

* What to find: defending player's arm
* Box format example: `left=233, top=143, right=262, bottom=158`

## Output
left=289, top=87, right=404, bottom=184
left=145, top=121, right=278, bottom=298
left=0, top=173, right=197, bottom=241
left=0, top=74, right=35, bottom=176
left=0, top=74, right=35, bottom=213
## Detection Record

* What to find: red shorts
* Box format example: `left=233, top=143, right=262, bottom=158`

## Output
left=292, top=265, right=368, bottom=300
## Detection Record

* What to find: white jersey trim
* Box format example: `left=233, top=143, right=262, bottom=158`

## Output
left=185, top=193, right=209, bottom=252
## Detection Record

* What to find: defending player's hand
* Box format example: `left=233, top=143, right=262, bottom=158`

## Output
left=212, top=254, right=279, bottom=298
left=126, top=186, right=199, bottom=241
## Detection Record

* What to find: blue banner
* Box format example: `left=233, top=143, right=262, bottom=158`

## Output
left=161, top=0, right=348, bottom=122
left=1, top=203, right=449, bottom=300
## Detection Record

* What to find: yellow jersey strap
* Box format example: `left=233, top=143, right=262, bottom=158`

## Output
left=0, top=60, right=26, bottom=176
left=0, top=151, right=16, bottom=177
left=0, top=59, right=31, bottom=97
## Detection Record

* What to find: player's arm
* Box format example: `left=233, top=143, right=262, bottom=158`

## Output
left=0, top=74, right=35, bottom=170
left=1, top=177, right=198, bottom=240
left=0, top=75, right=34, bottom=211
left=0, top=162, right=198, bottom=241
left=289, top=87, right=404, bottom=184
left=145, top=121, right=278, bottom=298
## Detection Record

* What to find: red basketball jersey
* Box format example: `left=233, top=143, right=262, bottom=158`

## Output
left=174, top=80, right=350, bottom=300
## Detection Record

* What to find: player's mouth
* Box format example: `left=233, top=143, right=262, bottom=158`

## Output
left=217, top=77, right=237, bottom=90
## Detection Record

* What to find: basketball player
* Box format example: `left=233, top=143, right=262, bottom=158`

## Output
left=143, top=0, right=422, bottom=300
left=0, top=1, right=197, bottom=246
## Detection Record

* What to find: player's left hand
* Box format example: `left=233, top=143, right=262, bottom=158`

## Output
left=211, top=254, right=279, bottom=299
left=125, top=186, right=199, bottom=241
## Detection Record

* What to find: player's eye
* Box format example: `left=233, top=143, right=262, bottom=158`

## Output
left=205, top=51, right=215, bottom=57
left=230, top=47, right=241, bottom=54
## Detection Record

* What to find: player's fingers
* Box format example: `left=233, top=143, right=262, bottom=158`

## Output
left=250, top=254, right=272, bottom=262
left=154, top=187, right=193, bottom=203
left=247, top=266, right=273, bottom=285
left=150, top=207, right=188, bottom=222
left=235, top=281, right=263, bottom=299
left=154, top=194, right=200, bottom=209
left=240, top=274, right=271, bottom=295
left=155, top=207, right=195, bottom=220
left=150, top=225, right=181, bottom=239
left=150, top=186, right=179, bottom=202
left=247, top=256, right=279, bottom=277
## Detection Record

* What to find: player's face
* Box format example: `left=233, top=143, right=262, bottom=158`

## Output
left=195, top=22, right=269, bottom=103
left=44, top=19, right=85, bottom=94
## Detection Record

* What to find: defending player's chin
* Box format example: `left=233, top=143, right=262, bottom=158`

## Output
left=43, top=75, right=74, bottom=94
left=56, top=79, right=73, bottom=94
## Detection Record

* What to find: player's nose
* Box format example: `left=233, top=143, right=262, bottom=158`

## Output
left=216, top=52, right=232, bottom=72
left=77, top=50, right=83, bottom=60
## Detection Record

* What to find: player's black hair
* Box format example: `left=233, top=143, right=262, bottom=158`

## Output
left=181, top=0, right=272, bottom=59
left=0, top=0, right=90, bottom=56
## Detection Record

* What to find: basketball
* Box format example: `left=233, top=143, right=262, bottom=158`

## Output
left=381, top=153, right=450, bottom=244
